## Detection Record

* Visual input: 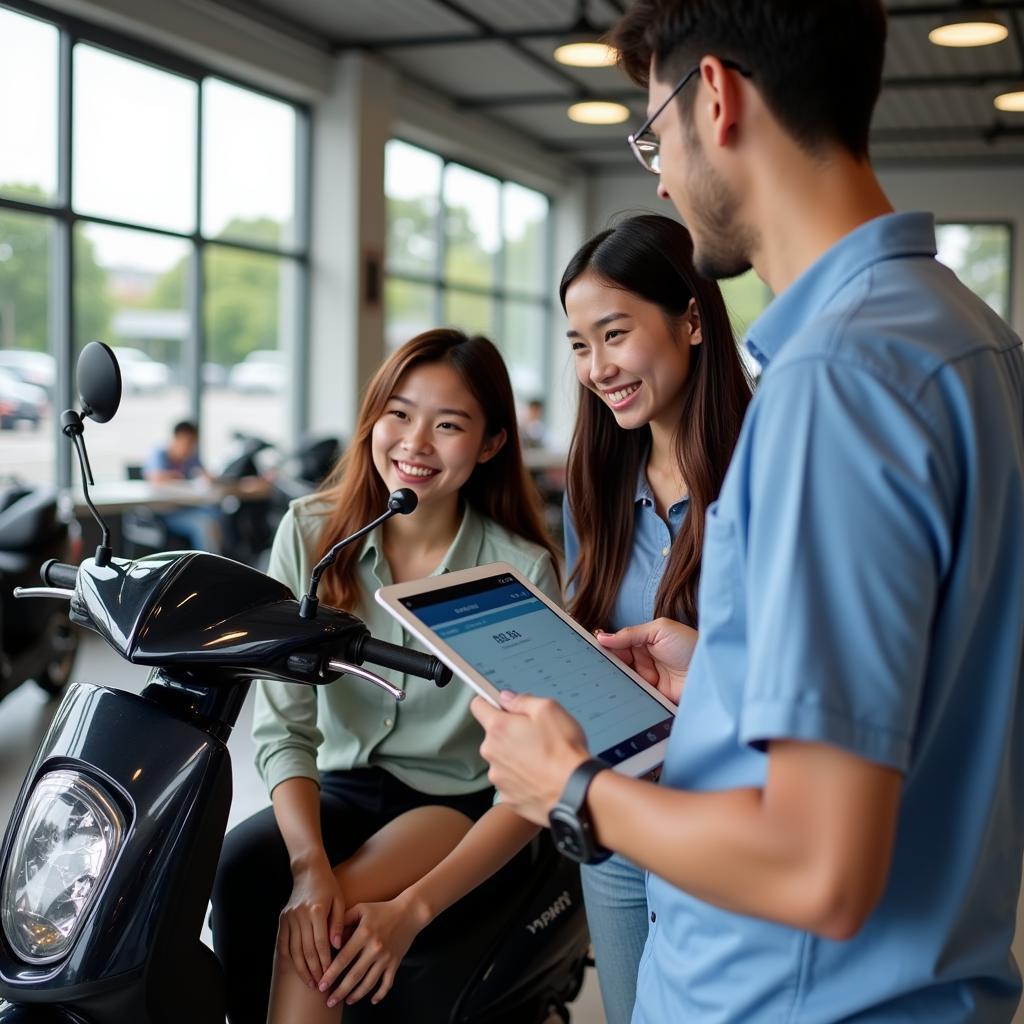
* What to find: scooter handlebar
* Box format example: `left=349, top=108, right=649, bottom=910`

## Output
left=355, top=635, right=452, bottom=688
left=41, top=559, right=80, bottom=590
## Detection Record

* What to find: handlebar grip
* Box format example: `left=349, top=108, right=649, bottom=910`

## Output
left=356, top=636, right=452, bottom=687
left=41, top=560, right=79, bottom=589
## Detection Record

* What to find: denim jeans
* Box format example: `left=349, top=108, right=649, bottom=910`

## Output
left=581, top=852, right=650, bottom=1024
left=161, top=505, right=221, bottom=552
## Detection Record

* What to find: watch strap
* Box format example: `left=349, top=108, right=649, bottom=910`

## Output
left=560, top=757, right=610, bottom=812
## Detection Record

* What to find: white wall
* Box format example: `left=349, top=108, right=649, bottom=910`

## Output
left=587, top=164, right=1024, bottom=335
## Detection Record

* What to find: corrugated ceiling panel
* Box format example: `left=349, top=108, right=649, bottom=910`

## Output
left=884, top=12, right=1022, bottom=78
left=275, top=0, right=474, bottom=42
left=379, top=39, right=574, bottom=96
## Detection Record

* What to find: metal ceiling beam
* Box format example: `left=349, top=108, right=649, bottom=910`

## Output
left=332, top=0, right=1024, bottom=50
left=454, top=70, right=1024, bottom=110
left=423, top=0, right=594, bottom=97
left=547, top=121, right=1024, bottom=153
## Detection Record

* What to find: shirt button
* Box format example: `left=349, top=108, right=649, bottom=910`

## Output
left=650, top=911, right=657, bottom=923
left=661, top=546, right=670, bottom=557
left=383, top=717, right=393, bottom=728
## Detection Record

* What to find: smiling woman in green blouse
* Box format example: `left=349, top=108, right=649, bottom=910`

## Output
left=210, top=329, right=559, bottom=1024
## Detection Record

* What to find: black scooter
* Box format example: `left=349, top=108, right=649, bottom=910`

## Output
left=0, top=483, right=79, bottom=703
left=0, top=343, right=590, bottom=1023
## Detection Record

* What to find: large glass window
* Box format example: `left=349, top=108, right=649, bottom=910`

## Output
left=202, top=247, right=298, bottom=464
left=0, top=8, right=59, bottom=203
left=73, top=46, right=197, bottom=233
left=0, top=209, right=55, bottom=482
left=384, top=139, right=552, bottom=406
left=0, top=4, right=309, bottom=488
left=936, top=223, right=1013, bottom=321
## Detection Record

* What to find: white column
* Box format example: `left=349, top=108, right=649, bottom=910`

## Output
left=308, top=52, right=396, bottom=441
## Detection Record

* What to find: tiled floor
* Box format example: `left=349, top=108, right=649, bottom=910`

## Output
left=0, top=634, right=607, bottom=1023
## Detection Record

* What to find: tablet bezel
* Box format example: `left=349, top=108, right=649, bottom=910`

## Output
left=375, top=561, right=675, bottom=778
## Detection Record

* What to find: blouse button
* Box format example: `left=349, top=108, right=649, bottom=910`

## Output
left=661, top=546, right=670, bottom=557
left=383, top=717, right=393, bottom=728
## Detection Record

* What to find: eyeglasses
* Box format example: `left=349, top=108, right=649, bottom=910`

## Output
left=627, top=59, right=753, bottom=175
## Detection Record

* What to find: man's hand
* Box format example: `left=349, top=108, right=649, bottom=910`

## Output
left=596, top=617, right=698, bottom=704
left=470, top=692, right=590, bottom=826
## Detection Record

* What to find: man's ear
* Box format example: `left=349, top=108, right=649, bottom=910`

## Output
left=701, top=56, right=744, bottom=149
left=478, top=428, right=507, bottom=464
left=686, top=297, right=703, bottom=347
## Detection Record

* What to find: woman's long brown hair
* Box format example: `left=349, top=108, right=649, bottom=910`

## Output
left=314, top=329, right=558, bottom=612
left=562, top=215, right=752, bottom=630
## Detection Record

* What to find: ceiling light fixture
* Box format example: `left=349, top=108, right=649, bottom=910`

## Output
left=554, top=40, right=617, bottom=67
left=928, top=8, right=1008, bottom=47
left=994, top=87, right=1024, bottom=111
left=554, top=0, right=618, bottom=67
left=568, top=101, right=630, bottom=125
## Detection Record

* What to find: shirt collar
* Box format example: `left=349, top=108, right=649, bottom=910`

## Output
left=359, top=501, right=486, bottom=583
left=634, top=465, right=689, bottom=513
left=745, top=211, right=938, bottom=368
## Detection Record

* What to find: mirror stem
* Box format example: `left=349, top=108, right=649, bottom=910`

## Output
left=63, top=410, right=112, bottom=567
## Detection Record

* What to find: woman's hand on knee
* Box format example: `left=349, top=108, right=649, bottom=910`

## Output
left=277, top=860, right=346, bottom=987
left=320, top=894, right=429, bottom=1007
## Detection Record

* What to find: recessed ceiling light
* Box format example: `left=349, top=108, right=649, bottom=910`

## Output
left=928, top=11, right=1008, bottom=47
left=568, top=101, right=630, bottom=125
left=994, top=88, right=1024, bottom=112
left=554, top=41, right=618, bottom=67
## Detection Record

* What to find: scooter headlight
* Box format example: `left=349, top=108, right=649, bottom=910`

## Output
left=1, top=769, right=125, bottom=964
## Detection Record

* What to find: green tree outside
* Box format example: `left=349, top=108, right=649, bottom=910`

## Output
left=0, top=184, right=112, bottom=354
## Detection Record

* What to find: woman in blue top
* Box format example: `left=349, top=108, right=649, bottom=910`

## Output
left=561, top=214, right=751, bottom=1024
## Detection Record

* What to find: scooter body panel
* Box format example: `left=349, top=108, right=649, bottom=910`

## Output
left=0, top=683, right=230, bottom=1024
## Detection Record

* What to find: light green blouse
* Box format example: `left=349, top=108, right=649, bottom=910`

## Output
left=252, top=495, right=560, bottom=797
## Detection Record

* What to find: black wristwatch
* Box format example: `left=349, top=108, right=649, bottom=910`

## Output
left=548, top=758, right=612, bottom=865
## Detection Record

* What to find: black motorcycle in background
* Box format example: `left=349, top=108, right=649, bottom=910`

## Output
left=217, top=431, right=342, bottom=568
left=0, top=342, right=590, bottom=1023
left=0, top=483, right=79, bottom=704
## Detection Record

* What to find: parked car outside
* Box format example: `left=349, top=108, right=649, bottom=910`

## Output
left=0, top=368, right=46, bottom=429
left=111, top=347, right=171, bottom=393
left=0, top=350, right=56, bottom=395
left=227, top=350, right=286, bottom=393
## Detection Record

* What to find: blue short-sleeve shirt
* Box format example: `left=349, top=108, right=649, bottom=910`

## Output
left=144, top=445, right=203, bottom=479
left=635, top=212, right=1024, bottom=1023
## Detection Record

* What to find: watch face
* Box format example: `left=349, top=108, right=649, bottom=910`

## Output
left=549, top=809, right=586, bottom=862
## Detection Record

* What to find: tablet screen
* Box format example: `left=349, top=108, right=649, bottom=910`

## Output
left=399, top=572, right=674, bottom=766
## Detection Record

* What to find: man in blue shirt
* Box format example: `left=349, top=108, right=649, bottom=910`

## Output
left=472, top=1, right=1024, bottom=1021
left=143, top=419, right=221, bottom=552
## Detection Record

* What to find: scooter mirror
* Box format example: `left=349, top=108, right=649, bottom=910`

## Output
left=77, top=341, right=122, bottom=424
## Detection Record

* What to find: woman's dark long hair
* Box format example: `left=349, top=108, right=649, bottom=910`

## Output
left=314, top=329, right=558, bottom=612
left=561, top=215, right=751, bottom=630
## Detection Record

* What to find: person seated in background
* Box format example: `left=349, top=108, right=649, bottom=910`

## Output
left=143, top=419, right=221, bottom=552
left=520, top=398, right=548, bottom=449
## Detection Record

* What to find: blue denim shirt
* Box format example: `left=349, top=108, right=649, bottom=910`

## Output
left=635, top=212, right=1024, bottom=1023
left=563, top=469, right=689, bottom=631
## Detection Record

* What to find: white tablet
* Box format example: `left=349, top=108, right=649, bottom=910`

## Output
left=376, top=562, right=676, bottom=778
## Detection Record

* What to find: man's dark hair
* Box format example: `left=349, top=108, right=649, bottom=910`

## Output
left=172, top=420, right=199, bottom=438
left=612, top=0, right=886, bottom=158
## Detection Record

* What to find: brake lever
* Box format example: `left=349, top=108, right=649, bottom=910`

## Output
left=326, top=658, right=406, bottom=701
left=13, top=587, right=75, bottom=600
